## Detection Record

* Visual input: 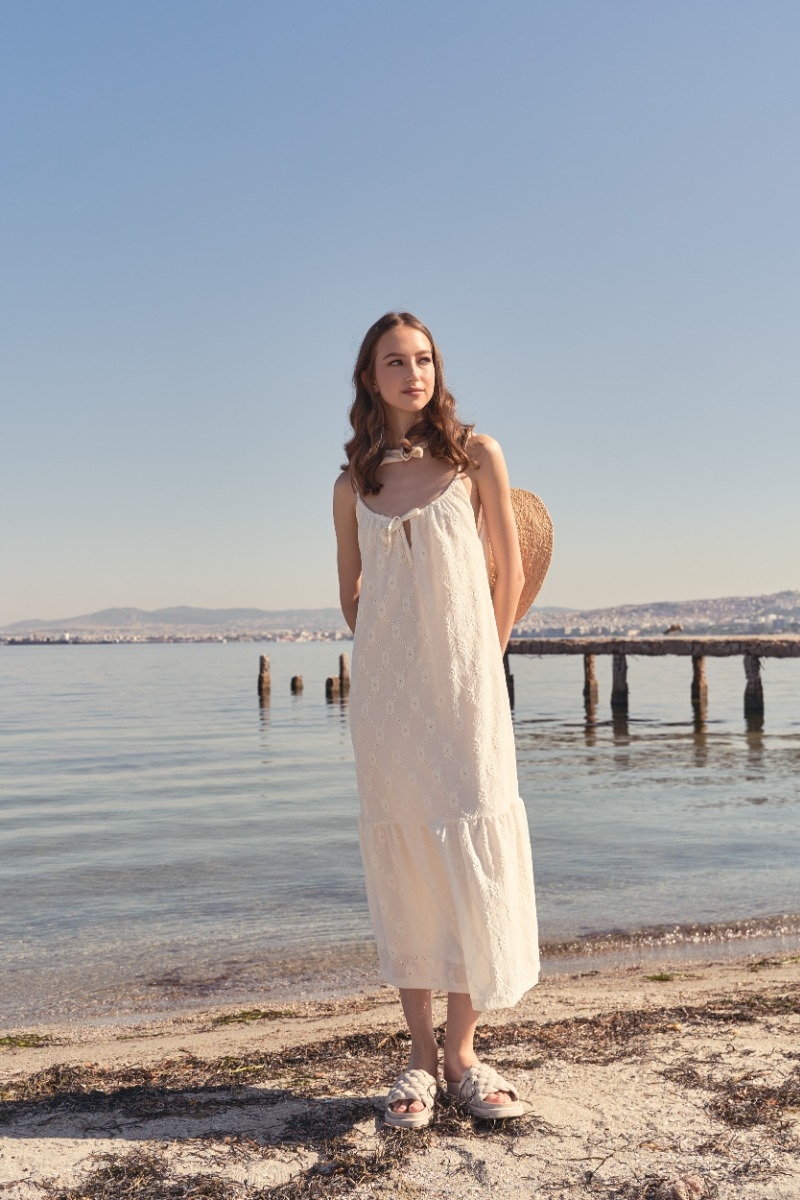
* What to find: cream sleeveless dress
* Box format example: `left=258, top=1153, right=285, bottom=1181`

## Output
left=349, top=451, right=539, bottom=1011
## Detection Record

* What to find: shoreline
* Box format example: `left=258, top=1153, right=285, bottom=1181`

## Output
left=3, top=912, right=799, bottom=1031
left=1, top=948, right=798, bottom=1198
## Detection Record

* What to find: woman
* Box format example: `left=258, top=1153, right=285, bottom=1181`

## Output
left=333, top=311, right=539, bottom=1127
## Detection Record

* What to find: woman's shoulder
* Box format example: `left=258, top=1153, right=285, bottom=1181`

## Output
left=333, top=468, right=356, bottom=504
left=465, top=431, right=505, bottom=466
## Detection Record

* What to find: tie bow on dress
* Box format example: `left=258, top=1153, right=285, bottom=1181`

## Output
left=380, top=509, right=423, bottom=564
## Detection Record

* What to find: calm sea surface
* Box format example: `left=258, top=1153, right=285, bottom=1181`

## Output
left=1, top=642, right=798, bottom=1023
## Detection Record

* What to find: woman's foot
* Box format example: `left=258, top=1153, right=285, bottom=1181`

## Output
left=384, top=1066, right=438, bottom=1128
left=443, top=1053, right=514, bottom=1108
left=388, top=1047, right=439, bottom=1115
left=444, top=1060, right=525, bottom=1119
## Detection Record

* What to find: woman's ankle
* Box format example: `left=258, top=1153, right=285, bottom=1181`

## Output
left=408, top=1038, right=439, bottom=1077
left=442, top=1047, right=478, bottom=1083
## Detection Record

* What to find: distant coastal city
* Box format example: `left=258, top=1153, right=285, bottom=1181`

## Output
left=2, top=590, right=798, bottom=646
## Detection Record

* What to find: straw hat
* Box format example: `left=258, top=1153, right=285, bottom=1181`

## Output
left=487, top=489, right=554, bottom=624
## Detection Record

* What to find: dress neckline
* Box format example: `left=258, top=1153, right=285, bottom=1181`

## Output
left=357, top=471, right=464, bottom=521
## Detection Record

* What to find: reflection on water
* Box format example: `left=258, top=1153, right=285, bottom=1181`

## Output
left=612, top=711, right=631, bottom=744
left=746, top=713, right=765, bottom=754
left=512, top=654, right=799, bottom=959
left=0, top=642, right=798, bottom=1022
left=691, top=716, right=710, bottom=768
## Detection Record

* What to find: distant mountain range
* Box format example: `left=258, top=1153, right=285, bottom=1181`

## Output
left=514, top=589, right=800, bottom=637
left=3, top=592, right=798, bottom=640
left=2, top=606, right=344, bottom=633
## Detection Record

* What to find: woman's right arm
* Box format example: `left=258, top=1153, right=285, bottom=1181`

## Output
left=333, top=471, right=361, bottom=633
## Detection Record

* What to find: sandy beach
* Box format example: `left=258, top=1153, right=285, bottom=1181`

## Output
left=1, top=951, right=798, bottom=1199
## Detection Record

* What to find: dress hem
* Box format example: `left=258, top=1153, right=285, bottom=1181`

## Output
left=377, top=966, right=541, bottom=1012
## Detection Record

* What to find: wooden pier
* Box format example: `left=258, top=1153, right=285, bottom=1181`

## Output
left=507, top=635, right=800, bottom=718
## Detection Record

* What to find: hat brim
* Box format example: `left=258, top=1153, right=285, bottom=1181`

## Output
left=487, top=489, right=554, bottom=624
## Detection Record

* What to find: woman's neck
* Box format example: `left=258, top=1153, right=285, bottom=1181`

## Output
left=384, top=416, right=420, bottom=447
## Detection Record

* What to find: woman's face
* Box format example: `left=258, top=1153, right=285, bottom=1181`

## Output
left=369, top=325, right=436, bottom=417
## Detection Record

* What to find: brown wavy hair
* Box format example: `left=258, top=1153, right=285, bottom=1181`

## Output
left=343, top=311, right=476, bottom=495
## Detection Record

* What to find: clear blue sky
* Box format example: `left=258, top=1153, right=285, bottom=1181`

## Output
left=2, top=0, right=798, bottom=625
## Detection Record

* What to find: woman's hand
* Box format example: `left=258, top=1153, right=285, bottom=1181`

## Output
left=333, top=472, right=361, bottom=633
left=469, top=436, right=525, bottom=653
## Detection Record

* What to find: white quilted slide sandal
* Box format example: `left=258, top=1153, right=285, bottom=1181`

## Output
left=447, top=1062, right=526, bottom=1119
left=384, top=1067, right=438, bottom=1129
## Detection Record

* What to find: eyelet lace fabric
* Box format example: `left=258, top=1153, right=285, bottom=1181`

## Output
left=350, top=473, right=539, bottom=1010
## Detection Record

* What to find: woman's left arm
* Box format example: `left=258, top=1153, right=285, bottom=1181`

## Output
left=470, top=435, right=525, bottom=653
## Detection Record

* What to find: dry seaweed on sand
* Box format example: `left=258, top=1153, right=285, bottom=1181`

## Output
left=4, top=984, right=800, bottom=1112
left=43, top=1148, right=236, bottom=1200
left=267, top=1130, right=414, bottom=1199
left=663, top=1063, right=800, bottom=1131
left=0, top=1059, right=294, bottom=1126
left=709, top=1069, right=800, bottom=1130
left=20, top=1059, right=547, bottom=1200
left=588, top=1175, right=716, bottom=1199
left=484, top=983, right=800, bottom=1068
left=257, top=1110, right=544, bottom=1200
left=11, top=979, right=799, bottom=1200
left=278, top=1097, right=376, bottom=1144
left=38, top=1129, right=421, bottom=1200
left=0, top=1031, right=417, bottom=1110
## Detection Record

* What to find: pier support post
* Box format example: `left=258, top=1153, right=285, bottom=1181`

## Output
left=503, top=650, right=515, bottom=707
left=339, top=652, right=350, bottom=694
left=691, top=654, right=708, bottom=722
left=325, top=676, right=341, bottom=700
left=743, top=654, right=764, bottom=717
left=691, top=655, right=707, bottom=703
left=611, top=653, right=628, bottom=712
left=583, top=654, right=599, bottom=705
left=290, top=675, right=303, bottom=694
left=258, top=655, right=271, bottom=698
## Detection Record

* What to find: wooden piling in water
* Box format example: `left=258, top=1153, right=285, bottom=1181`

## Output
left=325, top=676, right=341, bottom=699
left=258, top=655, right=271, bottom=698
left=610, top=653, right=628, bottom=711
left=691, top=655, right=708, bottom=705
left=291, top=675, right=303, bottom=694
left=743, top=653, right=764, bottom=717
left=339, top=652, right=350, bottom=694
left=583, top=654, right=599, bottom=704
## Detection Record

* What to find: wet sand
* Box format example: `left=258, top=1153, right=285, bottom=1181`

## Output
left=1, top=950, right=799, bottom=1199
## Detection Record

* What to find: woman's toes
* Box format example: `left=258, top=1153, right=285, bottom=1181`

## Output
left=389, top=1099, right=424, bottom=1114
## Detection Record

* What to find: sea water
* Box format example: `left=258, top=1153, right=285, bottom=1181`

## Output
left=0, top=642, right=798, bottom=1023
